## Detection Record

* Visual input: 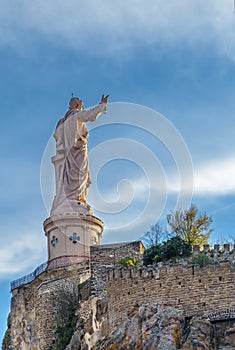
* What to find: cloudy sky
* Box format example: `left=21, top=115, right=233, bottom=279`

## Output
left=1, top=0, right=235, bottom=341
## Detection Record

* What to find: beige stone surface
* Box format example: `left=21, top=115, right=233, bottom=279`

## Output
left=52, top=102, right=107, bottom=212
left=44, top=213, right=103, bottom=263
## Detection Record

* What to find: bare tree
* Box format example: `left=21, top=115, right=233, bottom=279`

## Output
left=141, top=222, right=168, bottom=248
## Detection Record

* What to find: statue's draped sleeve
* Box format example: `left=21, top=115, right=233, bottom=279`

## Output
left=77, top=103, right=107, bottom=122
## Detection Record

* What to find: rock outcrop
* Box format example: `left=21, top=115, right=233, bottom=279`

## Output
left=94, top=303, right=184, bottom=350
left=65, top=301, right=235, bottom=350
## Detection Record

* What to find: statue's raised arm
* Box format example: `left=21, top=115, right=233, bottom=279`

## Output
left=51, top=95, right=109, bottom=215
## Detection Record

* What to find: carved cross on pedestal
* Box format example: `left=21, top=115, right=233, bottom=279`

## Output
left=51, top=235, right=58, bottom=247
left=69, top=232, right=80, bottom=244
left=92, top=236, right=97, bottom=245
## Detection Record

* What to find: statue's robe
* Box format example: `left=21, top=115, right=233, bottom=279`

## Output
left=53, top=103, right=106, bottom=208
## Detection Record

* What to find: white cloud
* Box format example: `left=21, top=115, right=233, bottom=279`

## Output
left=166, top=156, right=235, bottom=196
left=194, top=157, right=235, bottom=195
left=0, top=0, right=234, bottom=58
left=0, top=227, right=46, bottom=279
left=101, top=155, right=235, bottom=200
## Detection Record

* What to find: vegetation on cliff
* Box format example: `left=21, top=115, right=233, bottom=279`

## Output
left=167, top=204, right=213, bottom=246
left=51, top=287, right=80, bottom=350
left=142, top=204, right=214, bottom=266
left=143, top=236, right=191, bottom=266
left=117, top=256, right=138, bottom=267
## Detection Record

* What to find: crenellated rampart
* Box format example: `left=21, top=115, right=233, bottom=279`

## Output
left=5, top=241, right=235, bottom=349
left=107, top=261, right=235, bottom=329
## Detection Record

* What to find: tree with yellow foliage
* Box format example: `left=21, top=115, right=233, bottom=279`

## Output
left=167, top=204, right=213, bottom=247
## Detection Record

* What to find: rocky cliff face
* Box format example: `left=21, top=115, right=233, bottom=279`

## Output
left=3, top=242, right=235, bottom=350
left=66, top=301, right=235, bottom=350
left=3, top=283, right=235, bottom=350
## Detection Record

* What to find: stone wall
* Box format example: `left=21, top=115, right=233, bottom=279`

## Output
left=91, top=241, right=144, bottom=265
left=107, top=262, right=235, bottom=331
left=5, top=241, right=235, bottom=349
left=7, top=262, right=90, bottom=350
left=90, top=241, right=144, bottom=299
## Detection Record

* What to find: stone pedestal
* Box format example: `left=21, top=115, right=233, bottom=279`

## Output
left=44, top=211, right=103, bottom=268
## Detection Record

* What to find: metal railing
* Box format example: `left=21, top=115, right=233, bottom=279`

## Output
left=10, top=256, right=91, bottom=291
left=11, top=262, right=48, bottom=291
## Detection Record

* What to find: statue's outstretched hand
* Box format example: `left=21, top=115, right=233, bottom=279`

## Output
left=100, top=94, right=109, bottom=104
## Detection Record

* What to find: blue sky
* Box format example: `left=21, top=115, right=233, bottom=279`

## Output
left=1, top=0, right=235, bottom=342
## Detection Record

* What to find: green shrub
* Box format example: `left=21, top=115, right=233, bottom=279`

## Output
left=51, top=287, right=79, bottom=350
left=143, top=236, right=191, bottom=266
left=160, top=236, right=191, bottom=261
left=118, top=256, right=138, bottom=267
left=192, top=253, right=212, bottom=267
left=143, top=245, right=161, bottom=266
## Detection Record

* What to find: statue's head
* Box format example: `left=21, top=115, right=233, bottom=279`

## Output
left=69, top=97, right=84, bottom=111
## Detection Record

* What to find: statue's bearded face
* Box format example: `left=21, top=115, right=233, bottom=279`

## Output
left=69, top=98, right=84, bottom=111
left=76, top=99, right=84, bottom=111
